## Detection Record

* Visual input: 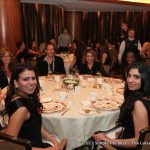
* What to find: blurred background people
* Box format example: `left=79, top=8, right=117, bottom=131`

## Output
left=0, top=48, right=14, bottom=89
left=69, top=42, right=77, bottom=54
left=58, top=27, right=71, bottom=54
left=93, top=41, right=101, bottom=61
left=141, top=42, right=150, bottom=59
left=118, top=28, right=142, bottom=65
left=50, top=38, right=58, bottom=53
left=120, top=22, right=128, bottom=42
left=16, top=41, right=28, bottom=63
left=28, top=41, right=39, bottom=66
left=28, top=41, right=39, bottom=61
left=36, top=42, right=66, bottom=76
left=70, top=41, right=86, bottom=72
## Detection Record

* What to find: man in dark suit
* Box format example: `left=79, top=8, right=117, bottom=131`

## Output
left=36, top=42, right=66, bottom=76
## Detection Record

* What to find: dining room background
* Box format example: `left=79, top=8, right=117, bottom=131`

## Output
left=21, top=2, right=150, bottom=49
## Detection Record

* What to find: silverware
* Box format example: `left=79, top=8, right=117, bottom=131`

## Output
left=61, top=108, right=70, bottom=116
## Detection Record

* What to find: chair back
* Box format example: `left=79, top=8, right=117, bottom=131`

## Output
left=136, top=126, right=150, bottom=150
left=0, top=132, right=32, bottom=150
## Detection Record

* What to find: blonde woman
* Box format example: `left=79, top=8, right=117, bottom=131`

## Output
left=0, top=48, right=14, bottom=89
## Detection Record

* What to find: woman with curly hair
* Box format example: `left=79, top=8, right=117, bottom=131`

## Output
left=93, top=63, right=150, bottom=149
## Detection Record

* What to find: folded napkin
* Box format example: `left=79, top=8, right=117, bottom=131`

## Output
left=81, top=100, right=91, bottom=106
left=87, top=78, right=95, bottom=81
left=42, top=97, right=52, bottom=103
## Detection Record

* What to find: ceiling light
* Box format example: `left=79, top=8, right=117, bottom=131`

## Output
left=118, top=0, right=150, bottom=4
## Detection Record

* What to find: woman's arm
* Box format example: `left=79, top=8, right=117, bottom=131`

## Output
left=101, top=53, right=108, bottom=64
left=70, top=56, right=76, bottom=70
left=28, top=49, right=39, bottom=55
left=93, top=100, right=149, bottom=148
left=41, top=127, right=59, bottom=147
left=5, top=107, right=29, bottom=137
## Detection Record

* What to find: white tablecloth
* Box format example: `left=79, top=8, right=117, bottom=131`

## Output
left=40, top=76, right=124, bottom=150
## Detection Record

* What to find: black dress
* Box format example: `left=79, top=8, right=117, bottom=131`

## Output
left=80, top=62, right=101, bottom=75
left=80, top=62, right=109, bottom=77
left=0, top=70, right=8, bottom=89
left=8, top=98, right=51, bottom=148
left=118, top=98, right=150, bottom=150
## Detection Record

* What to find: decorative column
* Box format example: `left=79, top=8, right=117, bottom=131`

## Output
left=65, top=11, right=83, bottom=41
left=0, top=0, right=22, bottom=55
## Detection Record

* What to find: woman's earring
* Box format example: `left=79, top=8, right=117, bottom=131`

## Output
left=15, top=85, right=19, bottom=88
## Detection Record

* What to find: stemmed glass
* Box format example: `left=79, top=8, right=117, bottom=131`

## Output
left=48, top=70, right=52, bottom=76
left=111, top=79, right=116, bottom=96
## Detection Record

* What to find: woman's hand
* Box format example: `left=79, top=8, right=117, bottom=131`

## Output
left=92, top=133, right=111, bottom=142
left=47, top=147, right=62, bottom=150
left=53, top=140, right=60, bottom=147
left=115, top=130, right=122, bottom=138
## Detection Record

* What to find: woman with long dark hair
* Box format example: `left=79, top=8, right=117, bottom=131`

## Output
left=93, top=63, right=150, bottom=149
left=3, top=64, right=61, bottom=150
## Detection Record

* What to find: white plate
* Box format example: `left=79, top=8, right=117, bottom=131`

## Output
left=92, top=100, right=119, bottom=110
left=79, top=109, right=96, bottom=116
left=43, top=101, right=67, bottom=113
left=116, top=88, right=124, bottom=95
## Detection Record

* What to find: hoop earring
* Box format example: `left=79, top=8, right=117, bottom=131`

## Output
left=15, top=85, right=19, bottom=88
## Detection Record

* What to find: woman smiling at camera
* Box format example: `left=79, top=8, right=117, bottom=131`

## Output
left=2, top=64, right=62, bottom=150
left=0, top=48, right=14, bottom=89
left=80, top=49, right=108, bottom=76
left=93, top=63, right=150, bottom=150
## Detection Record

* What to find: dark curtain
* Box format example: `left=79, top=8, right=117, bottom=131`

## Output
left=82, top=11, right=150, bottom=45
left=21, top=3, right=64, bottom=49
left=21, top=3, right=150, bottom=47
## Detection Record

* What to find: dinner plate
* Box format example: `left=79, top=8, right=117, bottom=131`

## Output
left=113, top=79, right=124, bottom=84
left=92, top=100, right=119, bottom=110
left=116, top=88, right=124, bottom=95
left=42, top=101, right=67, bottom=113
left=79, top=109, right=96, bottom=116
left=103, top=78, right=124, bottom=84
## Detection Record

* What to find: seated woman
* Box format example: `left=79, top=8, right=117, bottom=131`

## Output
left=80, top=49, right=108, bottom=76
left=0, top=48, right=14, bottom=89
left=28, top=41, right=39, bottom=61
left=2, top=64, right=62, bottom=150
left=93, top=63, right=150, bottom=150
left=100, top=46, right=112, bottom=74
left=16, top=41, right=28, bottom=63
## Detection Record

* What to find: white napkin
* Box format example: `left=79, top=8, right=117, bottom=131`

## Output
left=87, top=78, right=95, bottom=81
left=42, top=97, right=52, bottom=103
left=81, top=100, right=91, bottom=106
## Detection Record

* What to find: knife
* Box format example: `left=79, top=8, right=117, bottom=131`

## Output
left=61, top=108, right=70, bottom=116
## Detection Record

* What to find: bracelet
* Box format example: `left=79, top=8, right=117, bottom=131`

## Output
left=46, top=135, right=53, bottom=141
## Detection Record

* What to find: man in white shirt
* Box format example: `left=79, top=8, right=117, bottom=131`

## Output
left=118, top=28, right=142, bottom=65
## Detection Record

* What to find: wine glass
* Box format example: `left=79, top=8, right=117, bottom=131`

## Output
left=48, top=70, right=52, bottom=76
left=96, top=71, right=101, bottom=77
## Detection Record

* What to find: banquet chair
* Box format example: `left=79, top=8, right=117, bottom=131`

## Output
left=99, top=126, right=150, bottom=150
left=0, top=132, right=32, bottom=150
left=0, top=132, right=67, bottom=150
left=136, top=126, right=150, bottom=150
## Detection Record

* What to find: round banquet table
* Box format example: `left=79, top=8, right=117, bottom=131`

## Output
left=40, top=75, right=125, bottom=150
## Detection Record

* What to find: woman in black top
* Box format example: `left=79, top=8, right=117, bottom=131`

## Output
left=80, top=49, right=108, bottom=76
left=3, top=64, right=61, bottom=150
left=93, top=63, right=150, bottom=150
left=0, top=48, right=14, bottom=89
